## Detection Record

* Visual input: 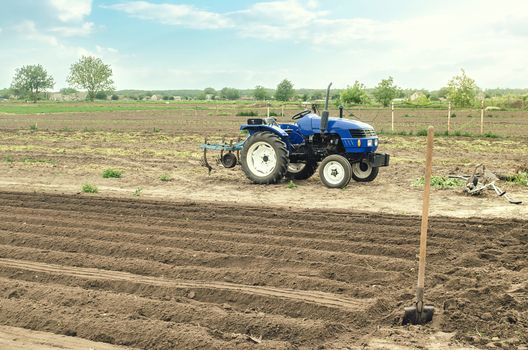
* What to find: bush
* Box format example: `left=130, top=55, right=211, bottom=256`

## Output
left=483, top=132, right=499, bottom=138
left=81, top=184, right=98, bottom=193
left=416, top=129, right=428, bottom=136
left=236, top=111, right=258, bottom=117
left=95, top=91, right=108, bottom=100
left=102, top=168, right=122, bottom=178
left=111, top=94, right=119, bottom=100
left=505, top=172, right=528, bottom=186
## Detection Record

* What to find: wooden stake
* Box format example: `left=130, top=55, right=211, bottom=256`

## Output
left=391, top=102, right=395, bottom=132
left=418, top=126, right=434, bottom=291
left=480, top=100, right=484, bottom=135
left=267, top=106, right=270, bottom=117
left=447, top=101, right=451, bottom=134
left=281, top=105, right=284, bottom=117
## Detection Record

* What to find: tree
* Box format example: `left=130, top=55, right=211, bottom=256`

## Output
left=67, top=56, right=114, bottom=101
left=275, top=79, right=294, bottom=101
left=220, top=87, right=240, bottom=100
left=340, top=81, right=369, bottom=105
left=446, top=69, right=478, bottom=107
left=373, top=77, right=400, bottom=107
left=10, top=64, right=54, bottom=102
left=253, top=85, right=268, bottom=100
left=60, top=87, right=78, bottom=95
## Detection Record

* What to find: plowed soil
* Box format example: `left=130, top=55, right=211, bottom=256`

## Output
left=0, top=191, right=526, bottom=349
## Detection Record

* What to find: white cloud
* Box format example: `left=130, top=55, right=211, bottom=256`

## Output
left=49, top=0, right=92, bottom=22
left=50, top=22, right=95, bottom=37
left=15, top=21, right=60, bottom=47
left=105, top=1, right=233, bottom=29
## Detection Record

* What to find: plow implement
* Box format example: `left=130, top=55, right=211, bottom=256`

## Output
left=200, top=137, right=245, bottom=174
left=450, top=164, right=522, bottom=205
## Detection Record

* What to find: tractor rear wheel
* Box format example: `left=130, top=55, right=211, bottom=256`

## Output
left=319, top=155, right=352, bottom=188
left=286, top=160, right=317, bottom=180
left=240, top=132, right=288, bottom=184
left=351, top=160, right=379, bottom=182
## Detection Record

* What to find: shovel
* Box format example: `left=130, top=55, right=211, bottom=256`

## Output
left=403, top=126, right=435, bottom=325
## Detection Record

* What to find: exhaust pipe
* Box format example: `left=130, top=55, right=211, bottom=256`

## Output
left=320, top=82, right=332, bottom=133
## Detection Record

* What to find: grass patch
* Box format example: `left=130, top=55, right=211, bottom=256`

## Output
left=21, top=157, right=53, bottom=164
left=287, top=180, right=298, bottom=189
left=3, top=155, right=14, bottom=163
left=505, top=172, right=528, bottom=186
left=413, top=176, right=465, bottom=190
left=416, top=129, right=428, bottom=136
left=483, top=132, right=499, bottom=138
left=160, top=174, right=173, bottom=182
left=81, top=183, right=98, bottom=193
left=102, top=168, right=122, bottom=178
left=236, top=111, right=259, bottom=117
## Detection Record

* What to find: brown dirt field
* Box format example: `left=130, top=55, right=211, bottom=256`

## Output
left=0, top=107, right=527, bottom=136
left=0, top=191, right=526, bottom=349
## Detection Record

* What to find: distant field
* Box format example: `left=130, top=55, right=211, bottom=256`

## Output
left=0, top=103, right=527, bottom=137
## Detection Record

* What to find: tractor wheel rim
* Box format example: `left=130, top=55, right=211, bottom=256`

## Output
left=323, top=161, right=345, bottom=185
left=288, top=163, right=306, bottom=173
left=352, top=161, right=372, bottom=179
left=247, top=141, right=277, bottom=177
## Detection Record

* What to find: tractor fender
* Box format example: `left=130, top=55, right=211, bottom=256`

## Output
left=240, top=124, right=291, bottom=148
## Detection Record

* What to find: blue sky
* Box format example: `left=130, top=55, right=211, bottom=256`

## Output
left=1, top=0, right=528, bottom=90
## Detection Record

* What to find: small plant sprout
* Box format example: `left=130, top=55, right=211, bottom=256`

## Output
left=81, top=184, right=98, bottom=193
left=102, top=168, right=122, bottom=178
left=133, top=187, right=143, bottom=197
left=413, top=176, right=464, bottom=190
left=287, top=180, right=298, bottom=189
left=29, top=123, right=38, bottom=132
left=160, top=174, right=173, bottom=182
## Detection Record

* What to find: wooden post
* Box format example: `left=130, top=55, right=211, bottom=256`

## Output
left=216, top=104, right=218, bottom=116
left=418, top=126, right=434, bottom=292
left=447, top=101, right=451, bottom=134
left=480, top=100, right=484, bottom=135
left=281, top=105, right=284, bottom=117
left=267, top=105, right=270, bottom=118
left=391, top=102, right=395, bottom=132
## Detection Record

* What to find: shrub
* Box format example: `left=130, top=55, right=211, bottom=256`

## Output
left=29, top=123, right=38, bottom=132
left=506, top=172, right=528, bottom=186
left=102, top=168, right=122, bottom=178
left=111, top=94, right=119, bottom=100
left=416, top=129, right=428, bottom=136
left=81, top=184, right=98, bottom=193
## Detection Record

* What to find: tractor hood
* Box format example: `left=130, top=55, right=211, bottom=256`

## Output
left=296, top=113, right=375, bottom=133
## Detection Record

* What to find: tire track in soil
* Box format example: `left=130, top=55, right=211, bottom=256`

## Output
left=0, top=191, right=526, bottom=349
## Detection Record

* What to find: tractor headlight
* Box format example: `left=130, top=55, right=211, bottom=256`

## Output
left=374, top=139, right=378, bottom=146
left=358, top=139, right=361, bottom=147
left=367, top=139, right=373, bottom=147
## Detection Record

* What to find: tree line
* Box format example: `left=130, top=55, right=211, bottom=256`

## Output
left=2, top=58, right=527, bottom=109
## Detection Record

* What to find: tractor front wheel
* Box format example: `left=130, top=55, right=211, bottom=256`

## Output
left=351, top=160, right=379, bottom=182
left=240, top=132, right=289, bottom=184
left=319, top=155, right=352, bottom=188
left=286, top=160, right=317, bottom=180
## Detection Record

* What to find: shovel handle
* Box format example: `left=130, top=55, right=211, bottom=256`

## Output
left=418, top=126, right=434, bottom=290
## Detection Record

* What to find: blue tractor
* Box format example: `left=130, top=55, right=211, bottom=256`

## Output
left=201, top=83, right=389, bottom=188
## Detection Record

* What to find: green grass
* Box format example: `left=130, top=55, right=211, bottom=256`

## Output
left=287, top=180, right=298, bottom=189
left=102, top=168, right=122, bottom=178
left=505, top=172, right=528, bottom=186
left=413, top=176, right=465, bottom=190
left=3, top=155, right=14, bottom=163
left=81, top=183, right=98, bottom=193
left=483, top=132, right=499, bottom=138
left=160, top=174, right=173, bottom=182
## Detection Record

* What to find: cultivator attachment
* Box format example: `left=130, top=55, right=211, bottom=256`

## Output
left=200, top=137, right=245, bottom=174
left=450, top=164, right=522, bottom=205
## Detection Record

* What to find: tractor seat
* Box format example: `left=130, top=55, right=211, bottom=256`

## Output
left=247, top=118, right=264, bottom=125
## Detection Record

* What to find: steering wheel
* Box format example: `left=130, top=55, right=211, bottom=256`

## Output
left=291, top=109, right=311, bottom=120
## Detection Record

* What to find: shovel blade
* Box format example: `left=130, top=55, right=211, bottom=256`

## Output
left=402, top=305, right=434, bottom=325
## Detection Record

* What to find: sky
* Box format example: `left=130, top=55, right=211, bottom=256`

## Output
left=1, top=0, right=528, bottom=91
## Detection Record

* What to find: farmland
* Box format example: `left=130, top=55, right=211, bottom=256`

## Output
left=0, top=106, right=527, bottom=349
